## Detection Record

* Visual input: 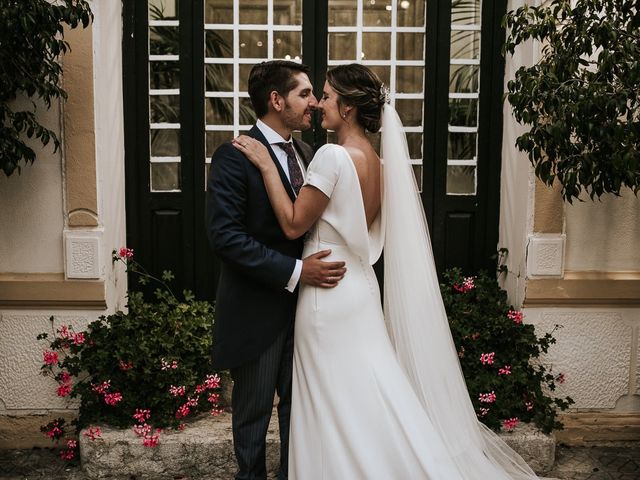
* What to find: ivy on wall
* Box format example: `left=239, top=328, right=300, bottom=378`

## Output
left=504, top=0, right=639, bottom=202
left=0, top=0, right=92, bottom=177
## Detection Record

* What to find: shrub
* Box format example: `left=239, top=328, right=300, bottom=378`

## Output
left=0, top=0, right=92, bottom=176
left=38, top=248, right=221, bottom=456
left=504, top=0, right=640, bottom=202
left=442, top=267, right=574, bottom=433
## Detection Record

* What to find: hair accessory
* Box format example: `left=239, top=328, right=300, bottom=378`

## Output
left=379, top=84, right=391, bottom=105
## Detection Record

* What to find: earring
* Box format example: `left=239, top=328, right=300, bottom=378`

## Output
left=342, top=112, right=347, bottom=118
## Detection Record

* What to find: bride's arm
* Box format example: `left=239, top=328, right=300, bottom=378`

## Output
left=232, top=136, right=329, bottom=240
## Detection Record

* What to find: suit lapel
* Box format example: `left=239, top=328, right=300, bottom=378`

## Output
left=248, top=125, right=297, bottom=201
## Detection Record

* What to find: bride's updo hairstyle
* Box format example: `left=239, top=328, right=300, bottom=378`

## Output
left=326, top=64, right=385, bottom=133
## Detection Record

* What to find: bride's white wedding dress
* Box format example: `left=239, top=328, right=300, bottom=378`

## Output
left=288, top=106, right=540, bottom=479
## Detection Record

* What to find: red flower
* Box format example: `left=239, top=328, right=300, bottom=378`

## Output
left=502, top=417, right=520, bottom=431
left=118, top=247, right=134, bottom=259
left=43, top=351, right=59, bottom=365
left=204, top=374, right=220, bottom=390
left=479, top=352, right=495, bottom=365
left=478, top=391, right=496, bottom=404
left=104, top=392, right=122, bottom=406
left=498, top=365, right=512, bottom=376
left=83, top=426, right=102, bottom=441
left=57, top=383, right=72, bottom=397
left=507, top=310, right=524, bottom=325
left=119, top=360, right=134, bottom=371
left=71, top=332, right=85, bottom=345
left=132, top=409, right=151, bottom=423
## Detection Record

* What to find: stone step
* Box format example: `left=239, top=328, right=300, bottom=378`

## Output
left=80, top=413, right=555, bottom=479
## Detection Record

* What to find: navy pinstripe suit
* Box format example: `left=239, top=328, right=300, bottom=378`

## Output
left=206, top=125, right=312, bottom=480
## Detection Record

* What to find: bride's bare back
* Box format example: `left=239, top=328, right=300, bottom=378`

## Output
left=344, top=142, right=381, bottom=229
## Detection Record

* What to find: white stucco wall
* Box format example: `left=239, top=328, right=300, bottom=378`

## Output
left=0, top=2, right=126, bottom=418
left=93, top=0, right=128, bottom=313
left=565, top=191, right=640, bottom=272
left=498, top=0, right=537, bottom=307
left=0, top=99, right=65, bottom=274
left=525, top=307, right=640, bottom=411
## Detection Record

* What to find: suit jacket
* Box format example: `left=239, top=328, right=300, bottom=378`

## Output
left=206, top=125, right=313, bottom=370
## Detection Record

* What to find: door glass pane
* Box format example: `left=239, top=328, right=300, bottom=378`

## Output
left=329, top=32, right=357, bottom=61
left=451, top=0, right=481, bottom=25
left=151, top=163, right=181, bottom=192
left=151, top=129, right=180, bottom=157
left=397, top=32, right=425, bottom=61
left=275, top=0, right=302, bottom=25
left=362, top=32, right=391, bottom=60
left=398, top=0, right=426, bottom=27
left=205, top=0, right=232, bottom=23
left=239, top=30, right=268, bottom=58
left=150, top=95, right=180, bottom=123
left=240, top=0, right=268, bottom=24
left=447, top=166, right=476, bottom=195
left=329, top=0, right=358, bottom=26
left=363, top=1, right=391, bottom=26
left=274, top=31, right=302, bottom=58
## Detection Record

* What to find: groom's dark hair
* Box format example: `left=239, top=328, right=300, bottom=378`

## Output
left=248, top=60, right=311, bottom=118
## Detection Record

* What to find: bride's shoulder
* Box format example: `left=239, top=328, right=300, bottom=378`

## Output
left=313, top=143, right=351, bottom=164
left=315, top=143, right=348, bottom=157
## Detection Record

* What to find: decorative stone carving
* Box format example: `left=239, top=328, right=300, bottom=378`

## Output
left=527, top=234, right=565, bottom=277
left=64, top=230, right=102, bottom=279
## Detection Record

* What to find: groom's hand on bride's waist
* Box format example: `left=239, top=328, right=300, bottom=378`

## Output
left=300, top=250, right=346, bottom=288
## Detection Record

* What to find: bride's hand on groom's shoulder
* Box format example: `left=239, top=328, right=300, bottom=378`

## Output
left=300, top=249, right=346, bottom=288
left=232, top=136, right=271, bottom=171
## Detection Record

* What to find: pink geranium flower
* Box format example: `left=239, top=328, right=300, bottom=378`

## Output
left=204, top=374, right=220, bottom=390
left=83, top=426, right=102, bottom=441
left=169, top=385, right=186, bottom=397
left=478, top=391, right=496, bottom=404
left=507, top=310, right=524, bottom=324
left=43, top=351, right=59, bottom=365
left=104, top=392, right=123, bottom=406
left=498, top=365, right=512, bottom=376
left=91, top=380, right=111, bottom=395
left=479, top=352, right=495, bottom=365
left=119, top=360, right=134, bottom=371
left=118, top=247, right=134, bottom=259
left=503, top=417, right=519, bottom=431
left=57, top=383, right=72, bottom=397
left=453, top=276, right=475, bottom=293
left=133, top=409, right=151, bottom=423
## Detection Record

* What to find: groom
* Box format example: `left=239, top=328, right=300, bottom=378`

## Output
left=206, top=60, right=346, bottom=480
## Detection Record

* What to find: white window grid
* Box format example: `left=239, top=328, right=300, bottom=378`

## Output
left=447, top=19, right=481, bottom=195
left=148, top=13, right=181, bottom=191
left=327, top=0, right=426, bottom=167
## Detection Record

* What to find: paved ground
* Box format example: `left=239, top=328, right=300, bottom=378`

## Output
left=0, top=444, right=638, bottom=479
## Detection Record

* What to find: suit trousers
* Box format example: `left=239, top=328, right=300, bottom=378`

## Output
left=230, top=322, right=294, bottom=480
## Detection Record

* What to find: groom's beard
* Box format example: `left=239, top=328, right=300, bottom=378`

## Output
left=282, top=105, right=314, bottom=132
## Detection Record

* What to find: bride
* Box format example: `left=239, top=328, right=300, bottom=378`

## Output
left=233, top=63, right=539, bottom=479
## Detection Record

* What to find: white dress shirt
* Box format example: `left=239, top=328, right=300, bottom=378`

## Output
left=255, top=120, right=304, bottom=292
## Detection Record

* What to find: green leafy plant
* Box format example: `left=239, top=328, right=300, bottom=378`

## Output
left=504, top=0, right=640, bottom=202
left=0, top=0, right=92, bottom=176
left=442, top=267, right=573, bottom=433
left=37, top=248, right=221, bottom=458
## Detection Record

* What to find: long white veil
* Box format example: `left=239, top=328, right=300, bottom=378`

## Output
left=380, top=104, right=539, bottom=479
